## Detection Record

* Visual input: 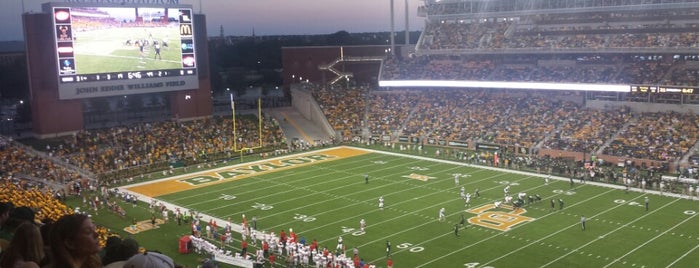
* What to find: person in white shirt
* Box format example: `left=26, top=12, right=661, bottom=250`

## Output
left=688, top=185, right=694, bottom=199
left=378, top=196, right=384, bottom=210
left=518, top=192, right=527, bottom=200
left=360, top=219, right=366, bottom=232
left=225, top=217, right=232, bottom=232
left=225, top=230, right=232, bottom=244
left=251, top=229, right=257, bottom=246
left=439, top=208, right=446, bottom=222
left=336, top=236, right=344, bottom=251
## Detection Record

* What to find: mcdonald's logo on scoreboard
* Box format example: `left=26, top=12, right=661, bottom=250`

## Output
left=180, top=24, right=192, bottom=36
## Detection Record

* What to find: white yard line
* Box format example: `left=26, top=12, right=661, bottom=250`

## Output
left=602, top=212, right=698, bottom=268
left=539, top=198, right=681, bottom=268
left=260, top=165, right=489, bottom=226
left=310, top=173, right=537, bottom=244
left=413, top=187, right=618, bottom=267
left=665, top=242, right=699, bottom=268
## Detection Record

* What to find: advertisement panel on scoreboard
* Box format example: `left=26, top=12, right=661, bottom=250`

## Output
left=48, top=3, right=199, bottom=99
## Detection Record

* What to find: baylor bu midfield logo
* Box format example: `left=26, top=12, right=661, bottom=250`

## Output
left=466, top=204, right=535, bottom=231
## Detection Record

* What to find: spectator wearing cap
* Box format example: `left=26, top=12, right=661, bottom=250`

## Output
left=46, top=214, right=101, bottom=268
left=0, top=222, right=45, bottom=268
left=123, top=251, right=175, bottom=268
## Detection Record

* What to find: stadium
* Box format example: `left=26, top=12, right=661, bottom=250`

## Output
left=2, top=0, right=699, bottom=267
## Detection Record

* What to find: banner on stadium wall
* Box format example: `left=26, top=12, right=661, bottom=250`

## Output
left=427, top=138, right=436, bottom=145
left=476, top=143, right=500, bottom=151
left=382, top=135, right=391, bottom=141
left=410, top=137, right=420, bottom=144
left=448, top=140, right=469, bottom=148
left=438, top=140, right=447, bottom=146
left=398, top=136, right=409, bottom=142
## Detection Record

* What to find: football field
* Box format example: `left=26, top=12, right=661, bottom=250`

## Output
left=126, top=146, right=699, bottom=267
left=73, top=27, right=182, bottom=73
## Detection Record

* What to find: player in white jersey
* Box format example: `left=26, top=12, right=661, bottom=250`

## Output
left=545, top=175, right=550, bottom=185
left=494, top=200, right=502, bottom=208
left=225, top=217, right=232, bottom=232
left=504, top=185, right=510, bottom=195
left=439, top=207, right=446, bottom=222
left=225, top=229, right=232, bottom=244
left=336, top=236, right=344, bottom=251
left=256, top=249, right=264, bottom=263
left=464, top=193, right=471, bottom=207
left=378, top=196, right=384, bottom=210
left=287, top=241, right=296, bottom=257
left=301, top=247, right=310, bottom=266
left=277, top=241, right=284, bottom=256
left=360, top=218, right=366, bottom=232
left=518, top=192, right=527, bottom=200
left=251, top=229, right=257, bottom=246
left=313, top=254, right=321, bottom=268
left=320, top=254, right=328, bottom=268
left=460, top=186, right=466, bottom=199
left=454, top=174, right=460, bottom=186
left=505, top=195, right=513, bottom=204
left=688, top=185, right=695, bottom=199
left=269, top=239, right=277, bottom=256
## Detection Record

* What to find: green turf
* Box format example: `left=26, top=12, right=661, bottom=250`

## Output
left=87, top=146, right=699, bottom=267
left=73, top=27, right=182, bottom=74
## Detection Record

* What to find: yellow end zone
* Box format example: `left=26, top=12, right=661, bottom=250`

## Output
left=126, top=147, right=370, bottom=197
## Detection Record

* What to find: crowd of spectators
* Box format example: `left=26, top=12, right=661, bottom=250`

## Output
left=382, top=53, right=699, bottom=87
left=39, top=115, right=286, bottom=180
left=310, top=85, right=368, bottom=139
left=420, top=6, right=699, bottom=50
left=398, top=6, right=699, bottom=87
left=1, top=136, right=88, bottom=186
left=308, top=84, right=699, bottom=165
left=367, top=91, right=420, bottom=137
left=543, top=107, right=632, bottom=153
left=603, top=111, right=699, bottom=161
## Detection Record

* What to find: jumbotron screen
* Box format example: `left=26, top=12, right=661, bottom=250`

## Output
left=47, top=3, right=199, bottom=99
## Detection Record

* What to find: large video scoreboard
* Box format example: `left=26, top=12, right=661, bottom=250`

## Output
left=43, top=2, right=199, bottom=99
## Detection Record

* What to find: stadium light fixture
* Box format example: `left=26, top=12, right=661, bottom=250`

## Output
left=377, top=80, right=629, bottom=93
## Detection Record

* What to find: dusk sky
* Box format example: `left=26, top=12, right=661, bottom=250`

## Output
left=0, top=0, right=424, bottom=41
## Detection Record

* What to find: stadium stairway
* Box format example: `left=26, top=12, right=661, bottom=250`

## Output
left=267, top=107, right=332, bottom=146
left=595, top=117, right=637, bottom=156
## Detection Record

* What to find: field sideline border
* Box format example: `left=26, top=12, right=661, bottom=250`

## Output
left=117, top=145, right=695, bottom=237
